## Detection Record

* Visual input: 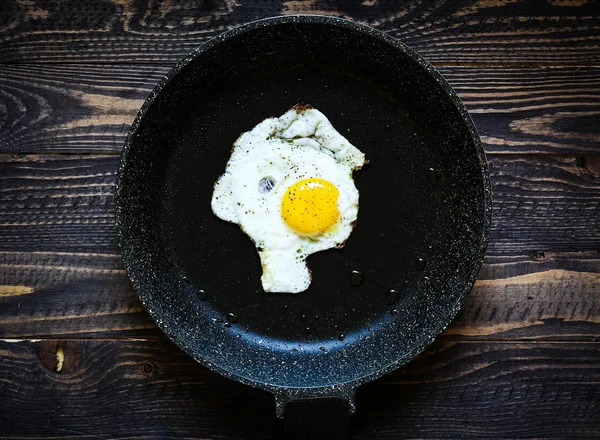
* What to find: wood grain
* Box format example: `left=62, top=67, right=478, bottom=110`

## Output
left=0, top=0, right=599, bottom=65
left=1, top=64, right=599, bottom=154
left=2, top=154, right=599, bottom=253
left=457, top=252, right=600, bottom=340
left=0, top=251, right=158, bottom=339
left=0, top=64, right=164, bottom=153
left=0, top=339, right=598, bottom=439
left=0, top=154, right=599, bottom=339
left=1, top=249, right=598, bottom=340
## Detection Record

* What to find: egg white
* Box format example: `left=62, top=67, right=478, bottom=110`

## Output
left=212, top=106, right=366, bottom=293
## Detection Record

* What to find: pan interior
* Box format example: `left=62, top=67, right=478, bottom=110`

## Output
left=118, top=20, right=487, bottom=389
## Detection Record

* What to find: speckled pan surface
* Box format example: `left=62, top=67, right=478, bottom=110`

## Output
left=115, top=15, right=492, bottom=412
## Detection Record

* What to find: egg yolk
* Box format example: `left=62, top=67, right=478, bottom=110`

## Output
left=281, top=178, right=340, bottom=236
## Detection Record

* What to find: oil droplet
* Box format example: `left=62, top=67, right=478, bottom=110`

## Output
left=212, top=318, right=224, bottom=324
left=300, top=314, right=307, bottom=322
left=223, top=322, right=232, bottom=328
left=284, top=305, right=289, bottom=311
left=227, top=313, right=239, bottom=324
left=258, top=176, right=276, bottom=194
left=305, top=327, right=311, bottom=334
left=427, top=245, right=433, bottom=253
left=416, top=257, right=427, bottom=271
left=427, top=167, right=438, bottom=188
left=423, top=276, right=430, bottom=285
left=319, top=346, right=326, bottom=351
left=387, top=289, right=400, bottom=305
left=236, top=334, right=242, bottom=338
left=334, top=324, right=339, bottom=330
left=390, top=309, right=398, bottom=316
left=314, top=315, right=320, bottom=321
left=349, top=270, right=365, bottom=287
left=338, top=334, right=346, bottom=341
left=197, top=289, right=208, bottom=301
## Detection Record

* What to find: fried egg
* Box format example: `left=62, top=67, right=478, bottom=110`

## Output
left=211, top=105, right=366, bottom=293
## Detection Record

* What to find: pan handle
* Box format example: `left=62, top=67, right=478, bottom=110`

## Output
left=274, top=387, right=356, bottom=440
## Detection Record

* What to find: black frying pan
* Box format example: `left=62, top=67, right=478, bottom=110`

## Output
left=116, top=15, right=491, bottom=439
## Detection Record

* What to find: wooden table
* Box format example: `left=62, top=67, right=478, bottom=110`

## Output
left=1, top=1, right=599, bottom=438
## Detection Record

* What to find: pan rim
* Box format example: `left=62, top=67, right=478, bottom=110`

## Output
left=115, top=14, right=492, bottom=397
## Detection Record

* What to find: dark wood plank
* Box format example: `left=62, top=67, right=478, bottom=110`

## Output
left=0, top=64, right=163, bottom=153
left=2, top=154, right=599, bottom=253
left=0, top=154, right=599, bottom=339
left=0, top=339, right=598, bottom=439
left=452, top=67, right=600, bottom=154
left=456, top=251, right=600, bottom=340
left=1, top=0, right=599, bottom=65
left=2, top=249, right=599, bottom=340
left=353, top=341, right=600, bottom=439
left=1, top=64, right=599, bottom=154
left=0, top=251, right=158, bottom=339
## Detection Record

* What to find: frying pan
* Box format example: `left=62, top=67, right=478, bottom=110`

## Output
left=116, top=15, right=491, bottom=439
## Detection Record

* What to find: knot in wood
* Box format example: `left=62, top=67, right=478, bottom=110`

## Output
left=38, top=341, right=81, bottom=374
left=142, top=362, right=154, bottom=375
